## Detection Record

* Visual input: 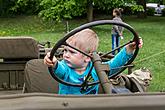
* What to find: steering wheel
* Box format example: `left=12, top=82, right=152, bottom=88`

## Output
left=48, top=20, right=140, bottom=89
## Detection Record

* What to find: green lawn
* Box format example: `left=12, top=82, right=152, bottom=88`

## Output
left=125, top=16, right=165, bottom=92
left=0, top=15, right=165, bottom=92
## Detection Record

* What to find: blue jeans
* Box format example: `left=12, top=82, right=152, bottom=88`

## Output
left=112, top=34, right=120, bottom=55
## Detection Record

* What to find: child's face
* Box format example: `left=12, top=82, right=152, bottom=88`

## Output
left=63, top=46, right=89, bottom=69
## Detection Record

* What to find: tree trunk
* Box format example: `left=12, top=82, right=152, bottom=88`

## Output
left=136, top=0, right=147, bottom=18
left=87, top=0, right=93, bottom=22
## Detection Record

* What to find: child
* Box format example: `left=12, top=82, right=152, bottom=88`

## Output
left=44, top=29, right=142, bottom=95
left=111, top=8, right=124, bottom=55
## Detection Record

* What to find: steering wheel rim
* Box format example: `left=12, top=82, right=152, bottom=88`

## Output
left=48, top=20, right=140, bottom=87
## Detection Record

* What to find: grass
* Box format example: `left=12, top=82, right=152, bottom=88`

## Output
left=125, top=16, right=165, bottom=92
left=0, top=15, right=165, bottom=92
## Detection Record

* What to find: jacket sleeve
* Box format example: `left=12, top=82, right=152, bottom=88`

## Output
left=54, top=60, right=68, bottom=79
left=105, top=47, right=133, bottom=76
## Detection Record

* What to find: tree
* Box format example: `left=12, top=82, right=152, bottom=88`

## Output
left=87, top=0, right=145, bottom=21
left=87, top=0, right=93, bottom=22
left=0, top=0, right=15, bottom=16
left=38, top=0, right=127, bottom=22
left=136, top=0, right=147, bottom=18
left=7, top=0, right=145, bottom=22
left=38, top=0, right=86, bottom=22
left=9, top=0, right=41, bottom=15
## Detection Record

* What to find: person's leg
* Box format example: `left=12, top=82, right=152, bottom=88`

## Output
left=112, top=34, right=116, bottom=55
left=116, top=35, right=120, bottom=53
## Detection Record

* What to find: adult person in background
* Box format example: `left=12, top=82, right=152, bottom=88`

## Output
left=111, top=8, right=124, bottom=55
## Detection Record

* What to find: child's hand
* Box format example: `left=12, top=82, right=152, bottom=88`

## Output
left=44, top=52, right=57, bottom=67
left=126, top=37, right=143, bottom=54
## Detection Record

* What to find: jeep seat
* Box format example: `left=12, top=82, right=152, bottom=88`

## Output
left=0, top=37, right=39, bottom=91
left=24, top=59, right=59, bottom=94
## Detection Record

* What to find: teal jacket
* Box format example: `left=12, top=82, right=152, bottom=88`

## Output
left=54, top=47, right=133, bottom=95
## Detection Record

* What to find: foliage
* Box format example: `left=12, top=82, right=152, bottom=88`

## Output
left=0, top=0, right=15, bottom=16
left=10, top=0, right=41, bottom=15
left=38, top=0, right=86, bottom=22
left=123, top=1, right=144, bottom=15
left=130, top=4, right=144, bottom=13
left=0, top=0, right=41, bottom=16
left=129, top=5, right=144, bottom=15
left=147, top=0, right=165, bottom=4
left=38, top=0, right=128, bottom=21
left=38, top=0, right=145, bottom=21
left=162, top=8, right=165, bottom=16
left=91, top=0, right=144, bottom=15
left=0, top=0, right=145, bottom=21
left=146, top=8, right=155, bottom=16
left=94, top=0, right=124, bottom=13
